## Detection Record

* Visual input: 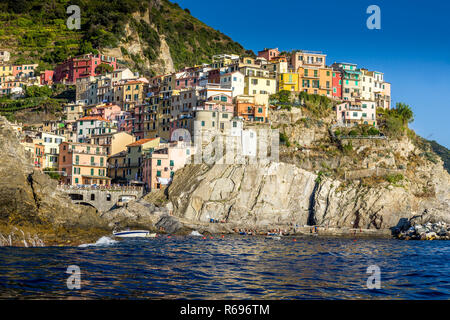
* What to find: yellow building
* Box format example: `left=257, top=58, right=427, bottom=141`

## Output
left=0, top=64, right=13, bottom=77
left=0, top=64, right=13, bottom=84
left=278, top=72, right=299, bottom=92
left=114, top=80, right=145, bottom=111
left=125, top=138, right=161, bottom=182
left=59, top=142, right=110, bottom=186
left=143, top=96, right=159, bottom=139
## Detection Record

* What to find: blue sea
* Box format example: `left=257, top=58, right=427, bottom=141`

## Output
left=0, top=236, right=449, bottom=299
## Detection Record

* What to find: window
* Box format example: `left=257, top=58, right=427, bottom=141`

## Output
left=91, top=194, right=95, bottom=201
left=156, top=171, right=161, bottom=177
left=91, top=168, right=94, bottom=176
left=75, top=178, right=79, bottom=184
left=258, top=108, right=263, bottom=113
left=222, top=113, right=228, bottom=119
left=201, top=121, right=205, bottom=127
left=157, top=159, right=161, bottom=166
left=170, top=160, right=174, bottom=166
left=233, top=121, right=237, bottom=128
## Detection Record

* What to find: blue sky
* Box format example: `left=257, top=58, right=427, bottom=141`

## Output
left=177, top=0, right=450, bottom=148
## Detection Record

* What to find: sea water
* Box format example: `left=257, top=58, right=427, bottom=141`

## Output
left=0, top=236, right=448, bottom=299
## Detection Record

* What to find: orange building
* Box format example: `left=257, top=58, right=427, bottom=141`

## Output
left=298, top=66, right=333, bottom=97
left=34, top=143, right=45, bottom=170
left=235, top=95, right=269, bottom=122
left=58, top=141, right=110, bottom=186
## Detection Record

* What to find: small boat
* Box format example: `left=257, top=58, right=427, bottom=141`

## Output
left=113, top=230, right=154, bottom=238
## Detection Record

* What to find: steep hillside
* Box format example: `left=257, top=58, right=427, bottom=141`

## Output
left=0, top=116, right=109, bottom=246
left=426, top=139, right=450, bottom=174
left=0, top=0, right=248, bottom=75
left=162, top=107, right=450, bottom=234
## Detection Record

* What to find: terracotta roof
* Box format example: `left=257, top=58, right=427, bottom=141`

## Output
left=79, top=116, right=110, bottom=122
left=126, top=138, right=158, bottom=147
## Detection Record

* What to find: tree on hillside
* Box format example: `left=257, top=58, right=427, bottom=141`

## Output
left=25, top=85, right=52, bottom=98
left=395, top=102, right=414, bottom=125
left=95, top=63, right=114, bottom=74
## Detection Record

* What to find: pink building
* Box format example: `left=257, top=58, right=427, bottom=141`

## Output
left=174, top=67, right=200, bottom=90
left=89, top=104, right=122, bottom=122
left=12, top=64, right=37, bottom=78
left=142, top=141, right=193, bottom=191
left=40, top=70, right=54, bottom=85
left=336, top=100, right=377, bottom=126
left=257, top=48, right=280, bottom=61
left=116, top=111, right=134, bottom=133
left=53, top=53, right=117, bottom=84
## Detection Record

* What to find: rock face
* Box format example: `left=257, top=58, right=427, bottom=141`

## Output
left=169, top=163, right=316, bottom=229
left=166, top=160, right=450, bottom=232
left=311, top=162, right=450, bottom=229
left=0, top=116, right=108, bottom=246
left=103, top=8, right=175, bottom=76
left=101, top=198, right=168, bottom=230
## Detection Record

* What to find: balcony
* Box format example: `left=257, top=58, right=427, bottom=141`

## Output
left=74, top=161, right=107, bottom=167
left=68, top=149, right=107, bottom=156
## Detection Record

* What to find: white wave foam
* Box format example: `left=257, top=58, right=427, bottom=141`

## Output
left=189, top=230, right=203, bottom=237
left=79, top=236, right=119, bottom=248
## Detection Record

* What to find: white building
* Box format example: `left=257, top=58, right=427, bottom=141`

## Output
left=360, top=69, right=375, bottom=101
left=336, top=100, right=377, bottom=126
left=76, top=116, right=116, bottom=143
left=0, top=50, right=10, bottom=62
left=220, top=71, right=245, bottom=97
left=38, top=132, right=66, bottom=169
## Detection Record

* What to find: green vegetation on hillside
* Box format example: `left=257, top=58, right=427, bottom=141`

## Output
left=377, top=102, right=414, bottom=138
left=0, top=85, right=73, bottom=121
left=270, top=90, right=335, bottom=118
left=426, top=140, right=450, bottom=173
left=0, top=0, right=247, bottom=73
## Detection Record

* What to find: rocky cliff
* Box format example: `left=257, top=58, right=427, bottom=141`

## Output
left=0, top=116, right=109, bottom=246
left=155, top=108, right=450, bottom=234
left=164, top=160, right=449, bottom=233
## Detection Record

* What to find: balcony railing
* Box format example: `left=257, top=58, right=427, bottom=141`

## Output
left=68, top=149, right=107, bottom=156
left=74, top=161, right=107, bottom=167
